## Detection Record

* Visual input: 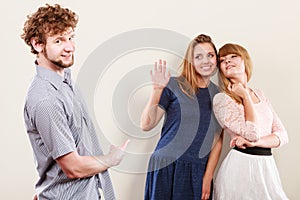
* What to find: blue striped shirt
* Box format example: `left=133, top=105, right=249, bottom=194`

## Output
left=24, top=65, right=115, bottom=200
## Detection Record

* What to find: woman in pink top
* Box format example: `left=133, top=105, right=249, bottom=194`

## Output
left=212, top=43, right=289, bottom=200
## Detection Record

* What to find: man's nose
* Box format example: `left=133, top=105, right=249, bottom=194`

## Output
left=64, top=40, right=75, bottom=52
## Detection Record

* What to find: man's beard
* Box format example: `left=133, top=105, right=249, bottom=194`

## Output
left=44, top=48, right=74, bottom=69
left=50, top=56, right=74, bottom=69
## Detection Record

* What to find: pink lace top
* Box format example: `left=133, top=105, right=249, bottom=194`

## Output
left=213, top=89, right=288, bottom=148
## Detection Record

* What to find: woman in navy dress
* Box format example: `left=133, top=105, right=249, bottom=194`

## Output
left=140, top=34, right=223, bottom=200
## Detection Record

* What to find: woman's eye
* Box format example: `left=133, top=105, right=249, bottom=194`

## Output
left=208, top=54, right=214, bottom=58
left=195, top=55, right=203, bottom=60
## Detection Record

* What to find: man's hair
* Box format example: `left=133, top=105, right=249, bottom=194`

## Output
left=21, top=4, right=78, bottom=54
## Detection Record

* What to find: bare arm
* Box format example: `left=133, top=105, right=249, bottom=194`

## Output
left=202, top=131, right=224, bottom=200
left=56, top=140, right=129, bottom=179
left=251, top=134, right=280, bottom=148
left=140, top=59, right=170, bottom=131
left=140, top=88, right=165, bottom=131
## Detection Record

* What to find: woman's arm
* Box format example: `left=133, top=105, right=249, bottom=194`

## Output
left=266, top=96, right=289, bottom=147
left=202, top=130, right=224, bottom=200
left=229, top=83, right=257, bottom=124
left=231, top=134, right=280, bottom=149
left=230, top=90, right=288, bottom=149
left=140, top=88, right=165, bottom=131
left=140, top=60, right=170, bottom=131
left=213, top=92, right=259, bottom=142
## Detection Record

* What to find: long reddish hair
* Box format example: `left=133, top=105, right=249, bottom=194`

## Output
left=218, top=43, right=253, bottom=103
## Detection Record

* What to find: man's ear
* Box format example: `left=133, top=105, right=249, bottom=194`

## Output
left=30, top=37, right=44, bottom=53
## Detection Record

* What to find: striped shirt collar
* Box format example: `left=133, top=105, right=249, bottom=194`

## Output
left=35, top=64, right=72, bottom=90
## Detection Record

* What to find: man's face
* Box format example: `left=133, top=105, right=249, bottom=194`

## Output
left=43, top=28, right=75, bottom=69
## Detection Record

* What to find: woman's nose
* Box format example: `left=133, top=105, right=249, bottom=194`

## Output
left=202, top=55, right=209, bottom=63
left=225, top=58, right=231, bottom=64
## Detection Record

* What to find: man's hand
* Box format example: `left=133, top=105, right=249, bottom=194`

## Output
left=105, top=139, right=130, bottom=167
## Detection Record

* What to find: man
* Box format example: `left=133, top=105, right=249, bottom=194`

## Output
left=21, top=4, right=129, bottom=200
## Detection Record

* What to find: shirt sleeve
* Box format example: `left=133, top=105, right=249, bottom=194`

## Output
left=213, top=93, right=259, bottom=142
left=265, top=95, right=289, bottom=147
left=34, top=98, right=76, bottom=159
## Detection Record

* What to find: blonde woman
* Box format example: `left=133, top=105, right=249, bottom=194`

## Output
left=141, top=34, right=223, bottom=200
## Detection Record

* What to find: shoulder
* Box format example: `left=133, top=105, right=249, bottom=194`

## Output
left=25, top=78, right=58, bottom=109
left=169, top=76, right=179, bottom=85
left=208, top=81, right=220, bottom=95
left=252, top=88, right=268, bottom=102
left=165, top=76, right=181, bottom=91
left=252, top=88, right=263, bottom=95
left=213, top=92, right=238, bottom=107
left=209, top=81, right=219, bottom=90
left=213, top=92, right=231, bottom=102
left=212, top=93, right=240, bottom=118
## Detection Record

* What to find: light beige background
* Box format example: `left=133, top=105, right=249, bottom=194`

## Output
left=1, top=0, right=299, bottom=199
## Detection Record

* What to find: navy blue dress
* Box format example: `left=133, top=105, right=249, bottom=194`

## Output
left=145, top=77, right=221, bottom=200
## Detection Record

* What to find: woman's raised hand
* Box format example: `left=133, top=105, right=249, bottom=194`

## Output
left=150, top=59, right=171, bottom=90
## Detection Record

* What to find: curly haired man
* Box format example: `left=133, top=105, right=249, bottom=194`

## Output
left=21, top=4, right=129, bottom=200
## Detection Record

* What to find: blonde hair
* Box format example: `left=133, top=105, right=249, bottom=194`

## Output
left=178, top=34, right=218, bottom=97
left=218, top=43, right=253, bottom=103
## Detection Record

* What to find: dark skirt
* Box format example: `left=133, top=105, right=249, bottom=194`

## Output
left=144, top=155, right=212, bottom=200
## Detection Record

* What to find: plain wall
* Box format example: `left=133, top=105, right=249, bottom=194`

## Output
left=1, top=0, right=299, bottom=199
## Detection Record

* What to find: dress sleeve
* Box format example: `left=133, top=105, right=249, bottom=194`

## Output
left=265, top=95, right=289, bottom=147
left=158, top=86, right=172, bottom=111
left=213, top=93, right=259, bottom=142
left=158, top=77, right=176, bottom=111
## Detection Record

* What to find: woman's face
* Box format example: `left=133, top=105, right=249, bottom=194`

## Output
left=192, top=42, right=217, bottom=78
left=219, top=53, right=245, bottom=79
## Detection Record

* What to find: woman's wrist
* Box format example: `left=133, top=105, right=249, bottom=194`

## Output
left=203, top=171, right=213, bottom=181
left=242, top=91, right=251, bottom=100
left=152, top=87, right=164, bottom=96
